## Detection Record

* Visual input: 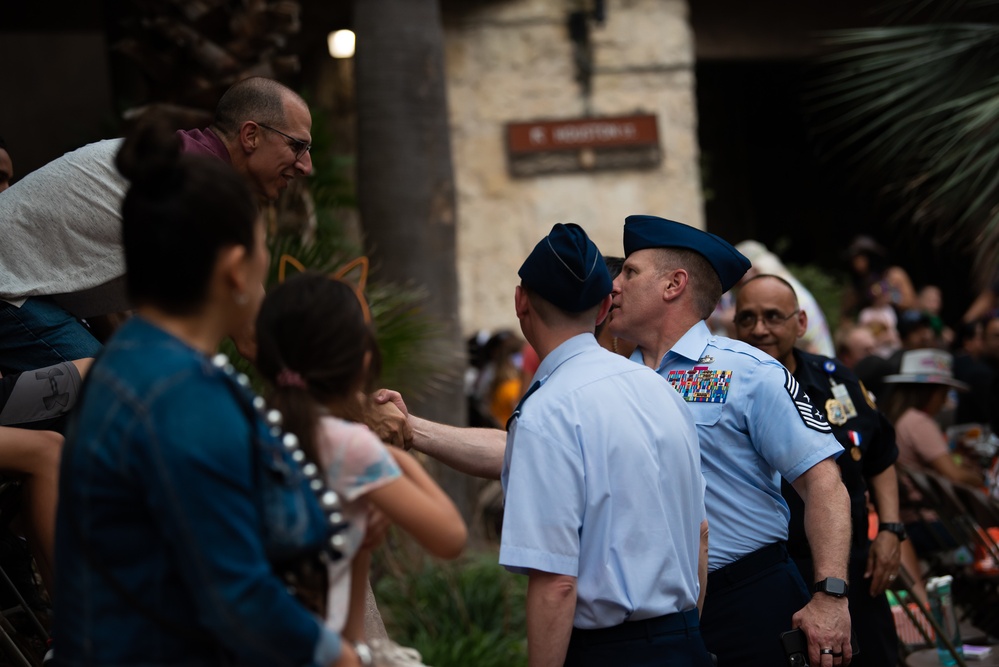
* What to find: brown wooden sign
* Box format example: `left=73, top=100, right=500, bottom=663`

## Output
left=506, top=114, right=661, bottom=176
left=507, top=114, right=659, bottom=154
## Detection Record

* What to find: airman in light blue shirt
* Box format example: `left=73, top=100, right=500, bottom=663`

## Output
left=631, top=319, right=843, bottom=571
left=499, top=222, right=713, bottom=667
left=502, top=333, right=705, bottom=628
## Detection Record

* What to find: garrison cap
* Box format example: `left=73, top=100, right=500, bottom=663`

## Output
left=519, top=223, right=612, bottom=312
left=623, top=215, right=751, bottom=292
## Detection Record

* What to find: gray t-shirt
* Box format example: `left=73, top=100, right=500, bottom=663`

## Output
left=0, top=138, right=128, bottom=317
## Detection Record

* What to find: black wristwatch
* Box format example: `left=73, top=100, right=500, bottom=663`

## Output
left=813, top=577, right=849, bottom=598
left=879, top=522, right=908, bottom=542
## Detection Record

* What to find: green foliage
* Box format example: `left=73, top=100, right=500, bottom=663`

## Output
left=374, top=546, right=528, bottom=667
left=805, top=1, right=999, bottom=272
left=787, top=262, right=846, bottom=335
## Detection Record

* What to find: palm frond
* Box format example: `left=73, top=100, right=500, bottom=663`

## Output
left=806, top=19, right=999, bottom=272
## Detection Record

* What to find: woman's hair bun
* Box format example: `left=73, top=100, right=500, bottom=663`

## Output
left=116, top=114, right=184, bottom=195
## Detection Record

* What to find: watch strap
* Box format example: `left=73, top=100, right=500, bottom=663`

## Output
left=879, top=522, right=908, bottom=541
left=813, top=577, right=849, bottom=598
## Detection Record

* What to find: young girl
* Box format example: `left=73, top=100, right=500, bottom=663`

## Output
left=255, top=271, right=467, bottom=645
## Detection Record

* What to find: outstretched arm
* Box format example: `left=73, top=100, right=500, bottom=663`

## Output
left=373, top=389, right=506, bottom=480
left=409, top=416, right=506, bottom=480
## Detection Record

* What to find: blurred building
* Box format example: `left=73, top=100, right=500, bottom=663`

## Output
left=441, top=0, right=702, bottom=333
left=5, top=0, right=970, bottom=334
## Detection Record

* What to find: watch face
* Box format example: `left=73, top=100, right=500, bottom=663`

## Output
left=817, top=578, right=848, bottom=596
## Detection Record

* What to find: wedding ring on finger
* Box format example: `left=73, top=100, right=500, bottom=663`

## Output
left=820, top=648, right=834, bottom=655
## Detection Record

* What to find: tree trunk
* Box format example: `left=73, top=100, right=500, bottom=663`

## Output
left=354, top=0, right=477, bottom=526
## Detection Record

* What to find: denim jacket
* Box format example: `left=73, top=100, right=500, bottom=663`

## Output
left=53, top=317, right=341, bottom=667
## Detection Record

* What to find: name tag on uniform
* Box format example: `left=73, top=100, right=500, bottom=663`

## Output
left=830, top=381, right=858, bottom=419
left=666, top=368, right=732, bottom=403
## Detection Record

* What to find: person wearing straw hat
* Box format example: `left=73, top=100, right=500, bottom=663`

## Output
left=882, top=349, right=984, bottom=488
left=881, top=349, right=984, bottom=591
left=500, top=223, right=711, bottom=667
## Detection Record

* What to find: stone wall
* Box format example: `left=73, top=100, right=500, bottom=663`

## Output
left=444, top=0, right=702, bottom=335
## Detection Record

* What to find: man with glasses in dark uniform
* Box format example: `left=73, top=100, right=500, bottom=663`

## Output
left=0, top=77, right=312, bottom=373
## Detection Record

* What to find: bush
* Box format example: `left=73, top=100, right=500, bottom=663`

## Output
left=373, top=545, right=527, bottom=667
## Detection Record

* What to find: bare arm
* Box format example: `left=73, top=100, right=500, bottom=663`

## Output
left=790, top=457, right=852, bottom=666
left=865, top=465, right=901, bottom=596
left=526, top=571, right=577, bottom=667
left=929, top=452, right=984, bottom=487
left=72, top=357, right=94, bottom=379
left=885, top=266, right=917, bottom=310
left=372, top=389, right=506, bottom=480
left=365, top=448, right=468, bottom=559
left=962, top=287, right=997, bottom=323
left=342, top=551, right=371, bottom=643
left=697, top=519, right=709, bottom=615
left=410, top=415, right=506, bottom=480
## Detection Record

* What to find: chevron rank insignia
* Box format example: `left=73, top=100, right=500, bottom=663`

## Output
left=783, top=369, right=831, bottom=432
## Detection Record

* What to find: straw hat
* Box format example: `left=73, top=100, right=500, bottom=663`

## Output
left=882, top=349, right=969, bottom=391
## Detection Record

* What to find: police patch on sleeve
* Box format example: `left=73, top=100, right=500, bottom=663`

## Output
left=783, top=369, right=832, bottom=432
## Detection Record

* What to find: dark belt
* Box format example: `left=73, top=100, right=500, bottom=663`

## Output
left=707, top=542, right=789, bottom=590
left=571, top=608, right=699, bottom=644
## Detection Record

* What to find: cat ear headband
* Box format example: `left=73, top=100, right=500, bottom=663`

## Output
left=277, top=254, right=371, bottom=324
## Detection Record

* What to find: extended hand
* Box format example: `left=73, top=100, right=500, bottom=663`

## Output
left=792, top=594, right=852, bottom=666
left=373, top=389, right=410, bottom=418
left=364, top=391, right=413, bottom=449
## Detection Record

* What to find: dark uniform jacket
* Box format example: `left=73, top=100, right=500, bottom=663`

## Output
left=782, top=349, right=899, bottom=561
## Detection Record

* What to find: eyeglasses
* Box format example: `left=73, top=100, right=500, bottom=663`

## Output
left=734, top=309, right=799, bottom=329
left=255, top=122, right=312, bottom=160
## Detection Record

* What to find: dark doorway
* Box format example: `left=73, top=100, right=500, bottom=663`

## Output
left=696, top=60, right=978, bottom=325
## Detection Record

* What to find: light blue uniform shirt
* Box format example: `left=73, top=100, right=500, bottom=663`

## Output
left=500, top=334, right=705, bottom=630
left=633, top=321, right=844, bottom=571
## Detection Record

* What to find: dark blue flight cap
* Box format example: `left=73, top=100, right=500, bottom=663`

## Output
left=623, top=215, right=751, bottom=292
left=518, top=223, right=612, bottom=312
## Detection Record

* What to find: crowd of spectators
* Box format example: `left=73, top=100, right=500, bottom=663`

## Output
left=1, top=73, right=997, bottom=667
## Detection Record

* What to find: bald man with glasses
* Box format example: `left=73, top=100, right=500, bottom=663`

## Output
left=0, top=77, right=313, bottom=373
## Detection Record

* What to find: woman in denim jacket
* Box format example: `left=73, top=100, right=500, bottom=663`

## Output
left=52, top=120, right=361, bottom=667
